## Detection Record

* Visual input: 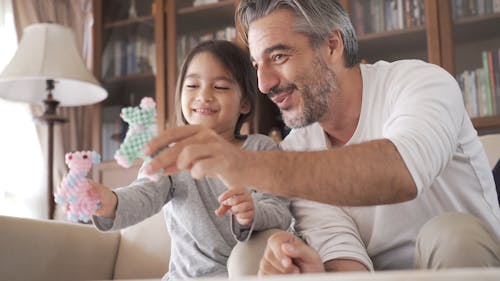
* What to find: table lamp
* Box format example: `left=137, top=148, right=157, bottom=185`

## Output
left=0, top=23, right=107, bottom=219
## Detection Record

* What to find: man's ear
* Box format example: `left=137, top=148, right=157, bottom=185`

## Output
left=327, top=30, right=344, bottom=62
left=240, top=100, right=251, bottom=114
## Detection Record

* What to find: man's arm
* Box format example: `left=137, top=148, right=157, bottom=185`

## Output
left=245, top=138, right=417, bottom=206
left=144, top=125, right=416, bottom=206
left=324, top=259, right=369, bottom=272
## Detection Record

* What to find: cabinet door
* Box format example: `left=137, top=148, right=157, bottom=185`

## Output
left=347, top=0, right=429, bottom=63
left=93, top=0, right=157, bottom=162
left=165, top=0, right=285, bottom=137
left=445, top=0, right=500, bottom=132
left=164, top=0, right=237, bottom=126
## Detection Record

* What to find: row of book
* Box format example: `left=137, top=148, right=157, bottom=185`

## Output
left=451, top=0, right=500, bottom=19
left=176, top=26, right=237, bottom=70
left=456, top=48, right=500, bottom=118
left=102, top=36, right=156, bottom=79
left=350, top=0, right=425, bottom=36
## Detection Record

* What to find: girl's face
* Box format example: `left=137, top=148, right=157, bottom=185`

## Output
left=181, top=52, right=250, bottom=139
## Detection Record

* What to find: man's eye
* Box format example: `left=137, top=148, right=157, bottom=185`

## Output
left=272, top=54, right=286, bottom=62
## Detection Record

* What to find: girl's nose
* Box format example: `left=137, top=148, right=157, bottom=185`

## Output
left=257, top=64, right=280, bottom=95
left=197, top=86, right=214, bottom=102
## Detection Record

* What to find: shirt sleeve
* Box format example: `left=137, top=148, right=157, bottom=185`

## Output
left=231, top=191, right=292, bottom=242
left=382, top=62, right=465, bottom=195
left=292, top=198, right=373, bottom=271
left=93, top=174, right=173, bottom=231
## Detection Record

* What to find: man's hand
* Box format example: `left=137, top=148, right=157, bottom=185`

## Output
left=89, top=180, right=117, bottom=218
left=259, top=231, right=325, bottom=275
left=143, top=125, right=252, bottom=188
left=215, top=188, right=255, bottom=226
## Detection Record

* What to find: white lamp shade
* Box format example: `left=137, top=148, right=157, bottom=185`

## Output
left=0, top=23, right=107, bottom=106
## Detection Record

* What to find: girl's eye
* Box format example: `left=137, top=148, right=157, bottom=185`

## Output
left=185, top=84, right=197, bottom=88
left=214, top=86, right=230, bottom=90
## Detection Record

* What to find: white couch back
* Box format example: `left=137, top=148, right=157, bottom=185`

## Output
left=479, top=133, right=500, bottom=168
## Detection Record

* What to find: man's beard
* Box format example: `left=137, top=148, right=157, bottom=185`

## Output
left=269, top=55, right=337, bottom=128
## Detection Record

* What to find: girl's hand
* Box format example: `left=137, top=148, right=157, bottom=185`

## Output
left=259, top=231, right=325, bottom=275
left=215, top=187, right=255, bottom=226
left=88, top=180, right=117, bottom=218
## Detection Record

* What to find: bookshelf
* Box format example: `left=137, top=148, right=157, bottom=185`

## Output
left=446, top=0, right=500, bottom=132
left=92, top=0, right=166, bottom=164
left=163, top=0, right=283, bottom=134
left=345, top=0, right=500, bottom=133
left=91, top=0, right=500, bottom=179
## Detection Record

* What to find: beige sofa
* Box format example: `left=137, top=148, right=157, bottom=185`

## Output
left=0, top=134, right=499, bottom=281
left=0, top=211, right=170, bottom=281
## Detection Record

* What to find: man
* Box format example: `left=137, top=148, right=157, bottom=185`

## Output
left=144, top=0, right=500, bottom=275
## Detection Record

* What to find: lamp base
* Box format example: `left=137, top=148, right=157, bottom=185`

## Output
left=35, top=84, right=67, bottom=220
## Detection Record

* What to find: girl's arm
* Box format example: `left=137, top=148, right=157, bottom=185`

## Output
left=93, top=175, right=173, bottom=231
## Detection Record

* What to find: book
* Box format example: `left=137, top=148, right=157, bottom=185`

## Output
left=488, top=51, right=497, bottom=114
left=494, top=49, right=500, bottom=115
left=482, top=51, right=493, bottom=116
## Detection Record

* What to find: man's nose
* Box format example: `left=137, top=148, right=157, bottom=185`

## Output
left=257, top=65, right=280, bottom=94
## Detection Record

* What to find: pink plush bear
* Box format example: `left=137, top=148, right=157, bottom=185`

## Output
left=54, top=151, right=101, bottom=222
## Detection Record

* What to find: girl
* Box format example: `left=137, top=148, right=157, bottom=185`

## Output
left=90, top=40, right=292, bottom=280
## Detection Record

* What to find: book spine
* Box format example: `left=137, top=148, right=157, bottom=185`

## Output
left=488, top=51, right=497, bottom=114
left=495, top=49, right=500, bottom=115
left=482, top=52, right=493, bottom=116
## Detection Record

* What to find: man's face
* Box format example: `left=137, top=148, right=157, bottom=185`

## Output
left=248, top=9, right=337, bottom=128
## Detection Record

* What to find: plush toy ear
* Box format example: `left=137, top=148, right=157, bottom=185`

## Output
left=65, top=152, right=73, bottom=166
left=140, top=97, right=156, bottom=110
left=92, top=151, right=101, bottom=164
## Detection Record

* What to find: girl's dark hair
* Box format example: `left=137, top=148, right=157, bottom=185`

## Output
left=174, top=40, right=257, bottom=139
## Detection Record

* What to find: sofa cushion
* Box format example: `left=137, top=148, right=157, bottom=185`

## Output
left=0, top=215, right=120, bottom=281
left=113, top=210, right=171, bottom=279
left=478, top=134, right=500, bottom=207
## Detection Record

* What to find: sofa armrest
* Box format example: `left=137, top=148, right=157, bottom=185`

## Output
left=0, top=215, right=120, bottom=281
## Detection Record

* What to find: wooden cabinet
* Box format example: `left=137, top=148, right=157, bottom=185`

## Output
left=342, top=0, right=500, bottom=133
left=91, top=0, right=500, bottom=182
left=444, top=0, right=500, bottom=133
left=164, top=0, right=239, bottom=130
left=164, top=0, right=283, bottom=135
left=91, top=0, right=166, bottom=162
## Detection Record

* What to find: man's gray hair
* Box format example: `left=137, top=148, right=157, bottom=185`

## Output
left=236, top=0, right=360, bottom=67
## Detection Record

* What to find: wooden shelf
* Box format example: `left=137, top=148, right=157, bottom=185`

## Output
left=103, top=72, right=155, bottom=84
left=177, top=0, right=234, bottom=14
left=102, top=73, right=155, bottom=107
left=104, top=15, right=154, bottom=29
left=358, top=26, right=427, bottom=61
left=472, top=115, right=500, bottom=131
left=176, top=1, right=235, bottom=34
left=92, top=0, right=500, bottom=162
left=453, top=13, right=500, bottom=44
